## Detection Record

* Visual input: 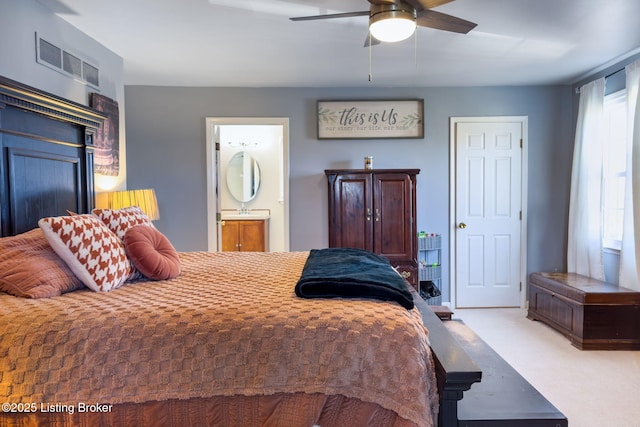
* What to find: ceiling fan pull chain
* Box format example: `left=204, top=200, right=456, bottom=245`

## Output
left=369, top=32, right=373, bottom=82
left=414, top=30, right=418, bottom=67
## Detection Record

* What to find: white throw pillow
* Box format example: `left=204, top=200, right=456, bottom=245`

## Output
left=38, top=214, right=133, bottom=292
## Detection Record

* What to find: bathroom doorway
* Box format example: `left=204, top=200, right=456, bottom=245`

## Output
left=205, top=117, right=289, bottom=252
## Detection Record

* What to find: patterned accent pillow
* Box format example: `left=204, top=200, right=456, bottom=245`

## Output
left=38, top=214, right=133, bottom=292
left=0, top=228, right=84, bottom=298
left=92, top=206, right=153, bottom=240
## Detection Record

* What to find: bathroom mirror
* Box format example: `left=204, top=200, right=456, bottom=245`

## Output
left=226, top=151, right=261, bottom=202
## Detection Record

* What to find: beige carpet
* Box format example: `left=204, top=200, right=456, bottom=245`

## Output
left=454, top=308, right=640, bottom=427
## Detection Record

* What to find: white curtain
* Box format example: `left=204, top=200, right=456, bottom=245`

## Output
left=619, top=59, right=640, bottom=290
left=567, top=78, right=605, bottom=280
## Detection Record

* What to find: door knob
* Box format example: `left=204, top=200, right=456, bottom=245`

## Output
left=458, top=222, right=467, bottom=229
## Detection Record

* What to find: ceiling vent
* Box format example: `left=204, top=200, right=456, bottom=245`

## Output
left=35, top=33, right=100, bottom=88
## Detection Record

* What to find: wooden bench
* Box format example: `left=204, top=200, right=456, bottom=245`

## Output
left=415, top=290, right=567, bottom=426
left=413, top=291, right=482, bottom=427
left=444, top=320, right=568, bottom=427
left=528, top=272, right=640, bottom=350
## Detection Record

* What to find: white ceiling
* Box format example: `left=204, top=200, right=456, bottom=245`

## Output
left=39, top=0, right=640, bottom=87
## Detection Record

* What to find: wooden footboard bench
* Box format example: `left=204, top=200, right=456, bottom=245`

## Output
left=527, top=272, right=640, bottom=350
left=413, top=292, right=482, bottom=427
left=419, top=302, right=567, bottom=426
left=444, top=320, right=568, bottom=427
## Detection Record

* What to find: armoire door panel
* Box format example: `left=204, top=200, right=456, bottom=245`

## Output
left=329, top=174, right=373, bottom=250
left=374, top=173, right=413, bottom=261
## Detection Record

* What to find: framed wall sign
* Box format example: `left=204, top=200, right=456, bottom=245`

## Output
left=317, top=99, right=424, bottom=140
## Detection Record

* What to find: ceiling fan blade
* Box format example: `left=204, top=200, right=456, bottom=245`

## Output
left=364, top=33, right=382, bottom=47
left=417, top=9, right=477, bottom=34
left=367, top=0, right=397, bottom=5
left=406, top=0, right=454, bottom=10
left=290, top=11, right=369, bottom=21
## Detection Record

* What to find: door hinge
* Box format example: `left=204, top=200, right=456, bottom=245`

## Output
left=520, top=282, right=522, bottom=291
left=520, top=138, right=523, bottom=148
left=519, top=211, right=522, bottom=220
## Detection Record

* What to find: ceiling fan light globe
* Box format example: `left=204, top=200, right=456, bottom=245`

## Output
left=369, top=11, right=417, bottom=43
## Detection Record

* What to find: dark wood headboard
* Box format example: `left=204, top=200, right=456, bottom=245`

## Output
left=0, top=76, right=105, bottom=236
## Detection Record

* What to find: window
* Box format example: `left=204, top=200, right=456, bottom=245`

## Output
left=602, top=89, right=627, bottom=250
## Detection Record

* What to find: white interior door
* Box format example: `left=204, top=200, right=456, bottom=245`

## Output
left=453, top=117, right=526, bottom=308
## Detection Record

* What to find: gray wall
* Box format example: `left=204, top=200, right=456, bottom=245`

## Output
left=0, top=0, right=123, bottom=104
left=125, top=85, right=573, bottom=301
left=1, top=0, right=128, bottom=190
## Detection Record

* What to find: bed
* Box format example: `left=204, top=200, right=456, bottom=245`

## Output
left=0, top=76, right=481, bottom=427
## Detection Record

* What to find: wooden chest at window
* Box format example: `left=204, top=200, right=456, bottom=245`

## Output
left=325, top=169, right=419, bottom=289
left=527, top=272, right=640, bottom=350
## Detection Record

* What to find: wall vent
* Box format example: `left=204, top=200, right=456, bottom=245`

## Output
left=35, top=33, right=99, bottom=88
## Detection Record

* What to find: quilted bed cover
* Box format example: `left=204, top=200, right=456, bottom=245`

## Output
left=0, top=251, right=438, bottom=427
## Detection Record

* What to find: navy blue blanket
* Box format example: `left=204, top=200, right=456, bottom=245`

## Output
left=295, top=248, right=414, bottom=310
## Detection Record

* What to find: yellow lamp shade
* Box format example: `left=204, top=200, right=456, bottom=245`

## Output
left=95, top=188, right=159, bottom=220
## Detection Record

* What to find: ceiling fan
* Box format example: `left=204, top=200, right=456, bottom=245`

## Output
left=290, top=0, right=477, bottom=46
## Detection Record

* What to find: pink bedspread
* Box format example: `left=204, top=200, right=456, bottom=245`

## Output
left=0, top=251, right=438, bottom=426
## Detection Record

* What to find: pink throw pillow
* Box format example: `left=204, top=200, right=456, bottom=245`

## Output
left=123, top=225, right=181, bottom=280
left=0, top=228, right=84, bottom=298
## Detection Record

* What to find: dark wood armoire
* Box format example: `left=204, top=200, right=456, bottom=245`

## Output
left=325, top=169, right=419, bottom=289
